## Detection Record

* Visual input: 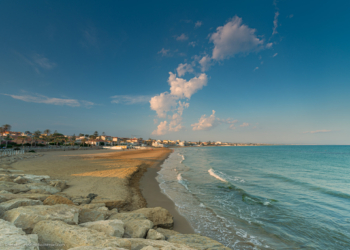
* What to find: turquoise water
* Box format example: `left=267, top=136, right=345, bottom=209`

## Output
left=157, top=146, right=350, bottom=249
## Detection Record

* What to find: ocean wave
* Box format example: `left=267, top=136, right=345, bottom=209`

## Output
left=208, top=168, right=228, bottom=182
left=178, top=153, right=185, bottom=163
left=177, top=173, right=190, bottom=191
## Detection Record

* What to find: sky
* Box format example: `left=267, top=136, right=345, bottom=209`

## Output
left=1, top=0, right=350, bottom=144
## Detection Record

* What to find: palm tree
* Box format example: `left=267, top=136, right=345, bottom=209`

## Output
left=0, top=127, right=4, bottom=147
left=43, top=129, right=51, bottom=146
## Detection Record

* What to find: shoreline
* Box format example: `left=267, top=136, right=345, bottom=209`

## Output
left=139, top=148, right=195, bottom=234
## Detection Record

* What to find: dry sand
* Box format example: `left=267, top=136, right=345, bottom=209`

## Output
left=10, top=148, right=194, bottom=233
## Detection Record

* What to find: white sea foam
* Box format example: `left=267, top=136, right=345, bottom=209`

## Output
left=178, top=153, right=185, bottom=163
left=208, top=168, right=228, bottom=182
left=199, top=203, right=206, bottom=208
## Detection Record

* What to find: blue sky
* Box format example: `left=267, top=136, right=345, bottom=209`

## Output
left=1, top=0, right=349, bottom=144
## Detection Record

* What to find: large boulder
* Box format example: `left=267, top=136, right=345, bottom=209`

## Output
left=79, top=220, right=124, bottom=237
left=0, top=218, right=39, bottom=250
left=0, top=198, right=43, bottom=216
left=79, top=209, right=107, bottom=224
left=0, top=181, right=30, bottom=193
left=156, top=228, right=180, bottom=240
left=109, top=213, right=153, bottom=238
left=128, top=238, right=195, bottom=250
left=43, top=195, right=74, bottom=205
left=33, top=220, right=130, bottom=250
left=3, top=204, right=80, bottom=233
left=167, top=234, right=231, bottom=250
left=0, top=193, right=49, bottom=202
left=91, top=197, right=127, bottom=209
left=26, top=183, right=61, bottom=194
left=13, top=176, right=28, bottom=184
left=146, top=229, right=165, bottom=240
left=129, top=207, right=173, bottom=229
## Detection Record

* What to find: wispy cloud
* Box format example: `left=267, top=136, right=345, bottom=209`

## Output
left=14, top=51, right=56, bottom=73
left=254, top=67, right=259, bottom=71
left=304, top=130, right=331, bottom=134
left=273, top=53, right=278, bottom=57
left=158, top=48, right=170, bottom=57
left=195, top=21, right=202, bottom=28
left=272, top=11, right=279, bottom=35
left=111, top=95, right=151, bottom=105
left=3, top=93, right=93, bottom=107
left=176, top=34, right=188, bottom=41
left=81, top=25, right=98, bottom=48
left=240, top=122, right=250, bottom=127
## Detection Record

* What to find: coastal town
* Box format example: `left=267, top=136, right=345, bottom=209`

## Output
left=0, top=124, right=268, bottom=150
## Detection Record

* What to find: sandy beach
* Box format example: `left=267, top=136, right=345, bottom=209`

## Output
left=10, top=148, right=194, bottom=233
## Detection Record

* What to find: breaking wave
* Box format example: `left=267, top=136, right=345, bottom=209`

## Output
left=208, top=168, right=228, bottom=182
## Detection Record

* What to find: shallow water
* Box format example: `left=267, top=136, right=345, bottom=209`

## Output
left=157, top=146, right=350, bottom=249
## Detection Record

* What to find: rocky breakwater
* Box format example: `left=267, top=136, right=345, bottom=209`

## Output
left=0, top=153, right=230, bottom=250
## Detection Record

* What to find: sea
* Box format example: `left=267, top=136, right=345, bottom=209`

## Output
left=156, top=145, right=350, bottom=250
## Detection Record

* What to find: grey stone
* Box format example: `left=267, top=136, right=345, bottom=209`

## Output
left=33, top=220, right=131, bottom=250
left=0, top=218, right=39, bottom=250
left=146, top=229, right=165, bottom=240
left=79, top=219, right=124, bottom=237
left=3, top=204, right=80, bottom=233
left=0, top=198, right=42, bottom=216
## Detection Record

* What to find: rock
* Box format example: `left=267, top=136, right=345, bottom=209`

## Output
left=20, top=174, right=50, bottom=183
left=26, top=183, right=61, bottom=194
left=91, top=197, right=127, bottom=209
left=33, top=220, right=131, bottom=250
left=79, top=220, right=124, bottom=237
left=87, top=193, right=98, bottom=201
left=156, top=228, right=180, bottom=240
left=0, top=193, right=49, bottom=202
left=0, top=218, right=39, bottom=250
left=43, top=195, right=74, bottom=205
left=79, top=209, right=107, bottom=223
left=109, top=213, right=147, bottom=222
left=0, top=176, right=14, bottom=182
left=124, top=219, right=153, bottom=238
left=0, top=198, right=43, bottom=216
left=26, top=189, right=51, bottom=194
left=80, top=203, right=106, bottom=210
left=0, top=190, right=11, bottom=194
left=68, top=247, right=120, bottom=250
left=14, top=176, right=28, bottom=184
left=49, top=180, right=67, bottom=191
left=3, top=204, right=80, bottom=233
left=109, top=212, right=153, bottom=238
left=73, top=197, right=91, bottom=205
left=128, top=238, right=194, bottom=250
left=0, top=181, right=30, bottom=193
left=140, top=247, right=157, bottom=250
left=129, top=207, right=174, bottom=229
left=168, top=234, right=231, bottom=250
left=146, top=229, right=165, bottom=240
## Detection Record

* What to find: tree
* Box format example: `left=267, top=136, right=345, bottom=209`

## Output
left=33, top=130, right=41, bottom=147
left=93, top=131, right=99, bottom=138
left=102, top=132, right=106, bottom=136
left=2, top=124, right=11, bottom=132
left=24, top=131, right=31, bottom=134
left=79, top=133, right=84, bottom=137
left=4, top=134, right=12, bottom=148
left=71, top=134, right=76, bottom=146
left=0, top=127, right=3, bottom=146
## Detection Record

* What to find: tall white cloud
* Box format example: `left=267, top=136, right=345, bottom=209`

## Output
left=149, top=92, right=177, bottom=118
left=210, top=16, right=263, bottom=60
left=152, top=121, right=168, bottom=135
left=199, top=55, right=212, bottom=72
left=168, top=72, right=207, bottom=98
